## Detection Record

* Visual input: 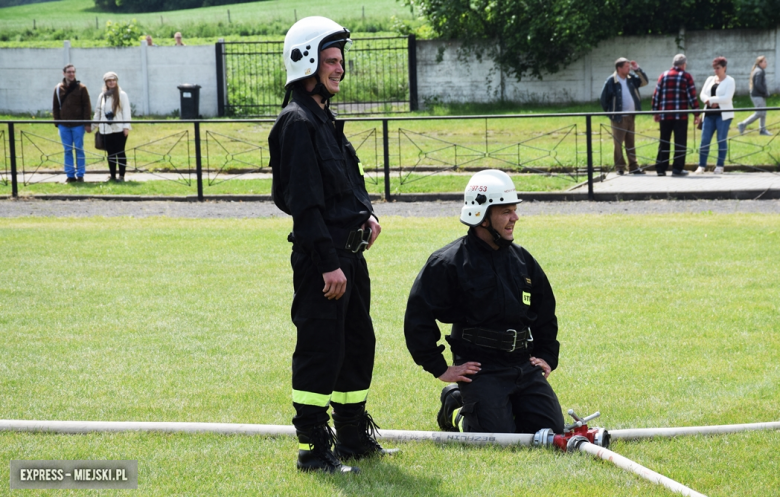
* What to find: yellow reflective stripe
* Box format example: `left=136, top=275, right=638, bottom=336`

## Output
left=455, top=407, right=465, bottom=432
left=357, top=161, right=364, bottom=176
left=331, top=389, right=368, bottom=405
left=292, top=389, right=331, bottom=407
left=299, top=443, right=313, bottom=451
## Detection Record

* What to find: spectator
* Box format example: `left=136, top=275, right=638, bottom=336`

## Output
left=737, top=56, right=771, bottom=136
left=694, top=57, right=735, bottom=175
left=174, top=32, right=185, bottom=46
left=651, top=54, right=700, bottom=176
left=600, top=57, right=649, bottom=175
left=94, top=71, right=131, bottom=182
left=52, top=64, right=92, bottom=183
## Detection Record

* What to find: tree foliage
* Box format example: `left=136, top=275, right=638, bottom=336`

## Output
left=94, top=0, right=259, bottom=13
left=104, top=19, right=142, bottom=47
left=406, top=0, right=780, bottom=80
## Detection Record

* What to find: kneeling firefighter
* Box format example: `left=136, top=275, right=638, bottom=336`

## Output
left=268, top=16, right=397, bottom=473
left=404, top=170, right=566, bottom=435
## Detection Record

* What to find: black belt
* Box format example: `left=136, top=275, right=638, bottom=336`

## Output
left=287, top=227, right=371, bottom=254
left=451, top=324, right=533, bottom=353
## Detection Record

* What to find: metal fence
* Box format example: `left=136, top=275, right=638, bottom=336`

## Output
left=2, top=108, right=779, bottom=201
left=216, top=36, right=417, bottom=117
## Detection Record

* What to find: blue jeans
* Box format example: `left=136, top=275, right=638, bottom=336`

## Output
left=58, top=125, right=86, bottom=178
left=699, top=115, right=731, bottom=167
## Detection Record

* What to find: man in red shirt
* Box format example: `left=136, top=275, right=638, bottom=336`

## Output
left=651, top=54, right=700, bottom=176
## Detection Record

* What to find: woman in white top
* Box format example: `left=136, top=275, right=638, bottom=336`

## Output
left=93, top=71, right=131, bottom=182
left=694, top=57, right=735, bottom=174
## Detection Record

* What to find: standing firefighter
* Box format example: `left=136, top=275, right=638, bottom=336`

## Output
left=269, top=16, right=396, bottom=474
left=404, top=170, right=565, bottom=435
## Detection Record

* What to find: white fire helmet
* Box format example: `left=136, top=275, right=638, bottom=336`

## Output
left=460, top=169, right=521, bottom=226
left=283, top=16, right=352, bottom=88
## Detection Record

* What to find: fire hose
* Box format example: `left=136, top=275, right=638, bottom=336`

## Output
left=4, top=415, right=780, bottom=496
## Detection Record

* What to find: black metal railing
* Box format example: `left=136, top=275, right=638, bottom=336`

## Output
left=2, top=107, right=778, bottom=202
left=216, top=36, right=416, bottom=117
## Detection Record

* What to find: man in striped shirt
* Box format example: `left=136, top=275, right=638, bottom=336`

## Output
left=651, top=54, right=700, bottom=176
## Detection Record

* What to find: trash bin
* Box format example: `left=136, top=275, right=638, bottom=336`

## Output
left=177, top=84, right=201, bottom=119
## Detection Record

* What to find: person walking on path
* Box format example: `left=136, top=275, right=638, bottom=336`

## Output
left=93, top=71, right=131, bottom=182
left=52, top=64, right=92, bottom=183
left=737, top=56, right=771, bottom=136
left=269, top=16, right=396, bottom=474
left=600, top=57, right=649, bottom=175
left=694, top=57, right=735, bottom=175
left=651, top=54, right=700, bottom=176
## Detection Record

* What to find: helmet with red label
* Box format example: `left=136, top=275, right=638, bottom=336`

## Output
left=283, top=16, right=352, bottom=88
left=460, top=170, right=520, bottom=226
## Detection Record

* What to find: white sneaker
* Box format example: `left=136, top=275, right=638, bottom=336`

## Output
left=713, top=167, right=724, bottom=175
left=693, top=167, right=706, bottom=175
left=737, top=123, right=746, bottom=135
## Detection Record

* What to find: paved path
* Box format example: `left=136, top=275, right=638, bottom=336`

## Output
left=569, top=171, right=780, bottom=200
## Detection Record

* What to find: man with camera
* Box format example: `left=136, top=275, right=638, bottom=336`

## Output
left=600, top=57, right=648, bottom=175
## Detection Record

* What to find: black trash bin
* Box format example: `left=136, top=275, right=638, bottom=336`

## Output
left=177, top=84, right=201, bottom=119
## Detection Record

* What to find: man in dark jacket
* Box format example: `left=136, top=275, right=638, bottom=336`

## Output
left=269, top=16, right=395, bottom=474
left=404, top=170, right=564, bottom=435
left=52, top=64, right=92, bottom=183
left=600, top=58, right=648, bottom=175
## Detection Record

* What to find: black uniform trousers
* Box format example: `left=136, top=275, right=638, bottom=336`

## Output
left=456, top=357, right=564, bottom=434
left=655, top=119, right=689, bottom=174
left=290, top=247, right=376, bottom=431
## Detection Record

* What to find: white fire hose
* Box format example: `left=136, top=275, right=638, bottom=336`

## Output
left=3, top=418, right=779, bottom=496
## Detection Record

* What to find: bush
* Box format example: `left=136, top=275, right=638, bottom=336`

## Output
left=105, top=19, right=143, bottom=47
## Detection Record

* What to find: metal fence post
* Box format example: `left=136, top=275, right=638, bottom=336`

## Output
left=383, top=119, right=390, bottom=201
left=194, top=121, right=203, bottom=201
left=586, top=114, right=594, bottom=201
left=408, top=34, right=418, bottom=111
left=215, top=40, right=226, bottom=117
left=9, top=123, right=17, bottom=198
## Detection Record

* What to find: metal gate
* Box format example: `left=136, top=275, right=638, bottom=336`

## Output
left=216, top=36, right=418, bottom=117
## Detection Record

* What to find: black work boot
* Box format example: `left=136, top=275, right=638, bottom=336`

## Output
left=437, top=384, right=463, bottom=432
left=333, top=408, right=399, bottom=460
left=297, top=424, right=360, bottom=473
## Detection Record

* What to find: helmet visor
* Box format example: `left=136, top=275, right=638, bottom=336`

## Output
left=321, top=31, right=352, bottom=52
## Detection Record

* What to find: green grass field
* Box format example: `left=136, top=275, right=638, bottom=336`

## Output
left=0, top=0, right=415, bottom=47
left=1, top=214, right=779, bottom=495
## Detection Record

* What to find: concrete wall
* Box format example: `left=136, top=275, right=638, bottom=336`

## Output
left=0, top=41, right=217, bottom=117
left=417, top=27, right=780, bottom=105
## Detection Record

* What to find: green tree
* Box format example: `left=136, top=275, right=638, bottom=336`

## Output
left=407, top=0, right=780, bottom=80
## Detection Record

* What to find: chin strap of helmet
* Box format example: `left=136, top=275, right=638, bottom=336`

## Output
left=282, top=76, right=334, bottom=109
left=482, top=206, right=513, bottom=248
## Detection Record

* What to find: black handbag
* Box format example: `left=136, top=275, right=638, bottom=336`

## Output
left=94, top=131, right=106, bottom=150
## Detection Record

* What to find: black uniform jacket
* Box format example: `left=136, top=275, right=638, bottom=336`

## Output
left=269, top=88, right=374, bottom=274
left=404, top=229, right=560, bottom=379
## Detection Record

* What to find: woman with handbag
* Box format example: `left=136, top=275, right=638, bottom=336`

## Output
left=93, top=71, right=131, bottom=182
left=694, top=57, right=735, bottom=175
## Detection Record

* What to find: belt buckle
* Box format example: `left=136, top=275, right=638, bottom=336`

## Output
left=346, top=228, right=371, bottom=253
left=507, top=328, right=518, bottom=352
